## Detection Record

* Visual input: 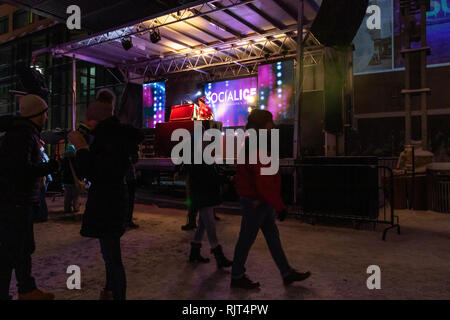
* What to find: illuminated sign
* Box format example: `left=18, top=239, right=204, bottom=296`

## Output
left=143, top=82, right=165, bottom=129
left=258, top=60, right=294, bottom=121
left=204, top=77, right=257, bottom=127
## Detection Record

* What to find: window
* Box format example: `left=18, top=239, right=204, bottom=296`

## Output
left=13, top=10, right=33, bottom=30
left=0, top=16, right=8, bottom=35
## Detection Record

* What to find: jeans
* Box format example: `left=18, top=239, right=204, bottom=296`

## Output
left=0, top=204, right=37, bottom=300
left=231, top=197, right=291, bottom=280
left=33, top=186, right=48, bottom=222
left=63, top=184, right=80, bottom=213
left=99, top=237, right=126, bottom=300
left=193, top=206, right=219, bottom=249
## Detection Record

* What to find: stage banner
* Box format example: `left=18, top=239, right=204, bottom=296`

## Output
left=353, top=0, right=394, bottom=74
left=394, top=0, right=450, bottom=67
left=354, top=0, right=450, bottom=74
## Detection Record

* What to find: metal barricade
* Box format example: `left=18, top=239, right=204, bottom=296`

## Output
left=429, top=169, right=450, bottom=213
left=284, top=160, right=400, bottom=241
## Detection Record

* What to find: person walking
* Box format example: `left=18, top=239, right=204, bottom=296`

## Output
left=68, top=89, right=144, bottom=300
left=0, top=94, right=59, bottom=300
left=181, top=168, right=221, bottom=231
left=61, top=144, right=81, bottom=213
left=231, top=109, right=311, bottom=290
left=33, top=139, right=52, bottom=223
left=187, top=126, right=232, bottom=269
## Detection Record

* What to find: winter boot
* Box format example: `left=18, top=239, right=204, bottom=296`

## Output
left=211, top=245, right=233, bottom=268
left=128, top=221, right=140, bottom=229
left=189, top=242, right=210, bottom=263
left=99, top=289, right=113, bottom=300
left=283, top=269, right=311, bottom=285
left=181, top=222, right=197, bottom=231
left=231, top=275, right=260, bottom=290
left=18, top=289, right=55, bottom=300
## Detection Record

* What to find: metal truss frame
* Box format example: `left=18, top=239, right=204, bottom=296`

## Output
left=127, top=31, right=323, bottom=79
left=44, top=0, right=324, bottom=80
left=51, top=0, right=255, bottom=55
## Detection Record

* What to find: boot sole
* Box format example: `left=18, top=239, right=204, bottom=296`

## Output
left=283, top=272, right=311, bottom=285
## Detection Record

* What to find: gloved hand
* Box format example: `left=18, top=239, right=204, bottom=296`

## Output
left=68, top=131, right=89, bottom=150
left=277, top=209, right=288, bottom=222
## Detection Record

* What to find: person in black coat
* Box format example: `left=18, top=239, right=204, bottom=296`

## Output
left=68, top=90, right=144, bottom=300
left=125, top=156, right=139, bottom=229
left=0, top=95, right=59, bottom=300
left=187, top=124, right=232, bottom=269
left=61, top=145, right=81, bottom=213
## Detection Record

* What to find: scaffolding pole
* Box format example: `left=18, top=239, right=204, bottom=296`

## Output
left=293, top=0, right=304, bottom=204
left=72, top=55, right=76, bottom=130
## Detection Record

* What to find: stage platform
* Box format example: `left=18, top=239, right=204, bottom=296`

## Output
left=136, top=157, right=297, bottom=172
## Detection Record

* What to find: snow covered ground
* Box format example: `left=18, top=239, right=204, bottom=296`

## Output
left=7, top=195, right=450, bottom=300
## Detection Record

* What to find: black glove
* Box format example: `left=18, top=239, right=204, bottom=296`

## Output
left=277, top=209, right=288, bottom=222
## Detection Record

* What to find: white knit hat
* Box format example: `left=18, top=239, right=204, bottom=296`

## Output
left=19, top=94, right=48, bottom=118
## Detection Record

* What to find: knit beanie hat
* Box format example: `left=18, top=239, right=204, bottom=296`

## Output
left=85, top=89, right=116, bottom=122
left=19, top=94, right=48, bottom=119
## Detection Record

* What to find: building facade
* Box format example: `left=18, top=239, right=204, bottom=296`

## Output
left=0, top=4, right=124, bottom=131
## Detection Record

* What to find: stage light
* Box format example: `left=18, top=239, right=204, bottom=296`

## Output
left=246, top=95, right=256, bottom=104
left=196, top=91, right=202, bottom=96
left=247, top=107, right=253, bottom=113
left=121, top=37, right=133, bottom=51
left=150, top=28, right=161, bottom=43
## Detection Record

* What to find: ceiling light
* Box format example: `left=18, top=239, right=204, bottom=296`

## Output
left=150, top=28, right=161, bottom=44
left=121, top=37, right=133, bottom=51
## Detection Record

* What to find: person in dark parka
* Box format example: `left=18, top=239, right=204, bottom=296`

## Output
left=187, top=125, right=232, bottom=269
left=0, top=95, right=59, bottom=300
left=68, top=90, right=144, bottom=300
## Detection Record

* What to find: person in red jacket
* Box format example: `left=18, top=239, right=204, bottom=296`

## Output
left=231, top=109, right=311, bottom=290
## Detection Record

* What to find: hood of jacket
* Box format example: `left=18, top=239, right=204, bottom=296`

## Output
left=0, top=115, right=41, bottom=135
left=0, top=115, right=15, bottom=133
